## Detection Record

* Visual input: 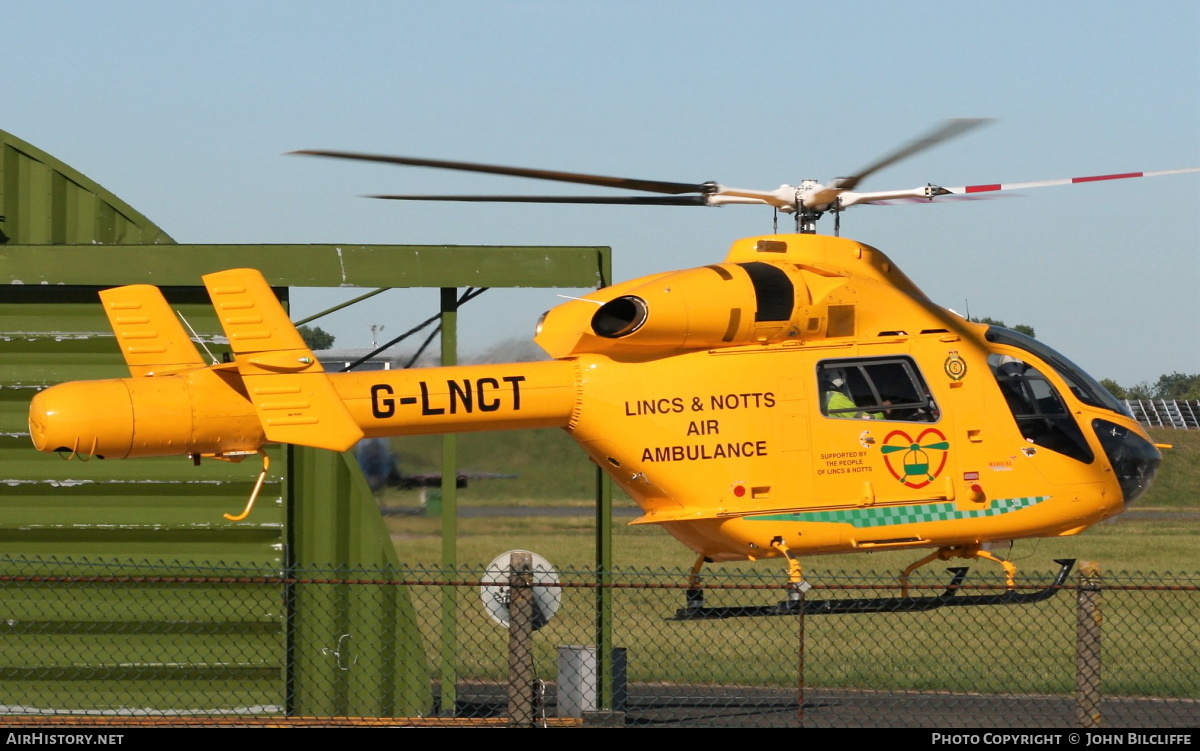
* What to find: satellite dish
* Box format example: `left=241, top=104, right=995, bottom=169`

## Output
left=481, top=550, right=561, bottom=631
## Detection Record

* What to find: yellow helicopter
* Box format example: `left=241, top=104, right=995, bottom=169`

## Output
left=28, top=121, right=1187, bottom=618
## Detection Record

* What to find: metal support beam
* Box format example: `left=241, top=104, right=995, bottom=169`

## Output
left=0, top=244, right=609, bottom=289
left=438, top=287, right=460, bottom=715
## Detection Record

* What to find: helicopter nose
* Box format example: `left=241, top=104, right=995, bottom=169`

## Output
left=1092, top=418, right=1161, bottom=507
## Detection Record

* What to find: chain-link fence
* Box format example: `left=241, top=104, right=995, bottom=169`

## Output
left=0, top=555, right=1196, bottom=728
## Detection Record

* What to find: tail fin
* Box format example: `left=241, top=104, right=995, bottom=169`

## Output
left=202, top=268, right=364, bottom=453
left=99, top=285, right=207, bottom=377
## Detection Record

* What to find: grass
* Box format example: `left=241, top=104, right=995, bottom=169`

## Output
left=383, top=425, right=1198, bottom=508
left=1143, top=427, right=1200, bottom=509
left=391, top=516, right=1200, bottom=697
left=383, top=427, right=1200, bottom=697
left=383, top=425, right=1200, bottom=573
left=387, top=512, right=1200, bottom=574
left=383, top=429, right=602, bottom=506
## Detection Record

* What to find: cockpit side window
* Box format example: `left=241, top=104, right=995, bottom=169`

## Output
left=985, top=327, right=1129, bottom=416
left=989, top=354, right=1094, bottom=463
left=818, top=357, right=939, bottom=422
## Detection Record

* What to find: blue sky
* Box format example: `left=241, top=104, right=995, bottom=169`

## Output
left=6, top=1, right=1198, bottom=386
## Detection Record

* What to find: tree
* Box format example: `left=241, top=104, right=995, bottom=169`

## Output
left=1123, top=382, right=1155, bottom=400
left=1152, top=372, right=1200, bottom=400
left=1110, top=373, right=1200, bottom=401
left=1098, top=378, right=1127, bottom=399
left=969, top=316, right=1035, bottom=338
left=298, top=325, right=335, bottom=351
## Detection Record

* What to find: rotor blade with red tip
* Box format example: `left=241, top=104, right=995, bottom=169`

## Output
left=858, top=193, right=1017, bottom=205
left=941, top=167, right=1200, bottom=195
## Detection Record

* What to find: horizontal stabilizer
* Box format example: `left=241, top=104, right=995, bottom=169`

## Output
left=99, top=284, right=206, bottom=377
left=202, top=268, right=364, bottom=452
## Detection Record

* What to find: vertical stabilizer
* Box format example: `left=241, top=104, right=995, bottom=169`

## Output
left=99, top=285, right=206, bottom=377
left=202, top=268, right=365, bottom=452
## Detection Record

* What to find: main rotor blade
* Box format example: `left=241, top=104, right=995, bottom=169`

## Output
left=292, top=150, right=712, bottom=195
left=938, top=166, right=1200, bottom=195
left=368, top=194, right=710, bottom=205
left=854, top=193, right=1016, bottom=205
left=841, top=165, right=1200, bottom=208
left=835, top=118, right=993, bottom=191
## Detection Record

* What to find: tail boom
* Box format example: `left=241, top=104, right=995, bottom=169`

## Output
left=332, top=361, right=579, bottom=438
left=29, top=265, right=581, bottom=459
left=28, top=360, right=579, bottom=460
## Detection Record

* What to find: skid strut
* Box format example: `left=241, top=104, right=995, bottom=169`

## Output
left=900, top=545, right=1018, bottom=596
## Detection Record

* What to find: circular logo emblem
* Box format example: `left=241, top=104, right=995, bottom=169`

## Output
left=881, top=428, right=950, bottom=489
left=944, top=352, right=967, bottom=381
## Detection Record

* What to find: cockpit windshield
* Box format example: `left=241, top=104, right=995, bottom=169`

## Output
left=986, top=327, right=1161, bottom=503
left=985, top=327, right=1129, bottom=416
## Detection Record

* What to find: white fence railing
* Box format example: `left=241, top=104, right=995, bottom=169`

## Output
left=1123, top=400, right=1200, bottom=430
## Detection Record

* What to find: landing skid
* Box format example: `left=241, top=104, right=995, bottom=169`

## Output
left=672, top=559, right=1076, bottom=620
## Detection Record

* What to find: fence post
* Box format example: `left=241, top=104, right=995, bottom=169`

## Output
left=1075, top=561, right=1103, bottom=729
left=796, top=587, right=806, bottom=728
left=507, top=551, right=537, bottom=727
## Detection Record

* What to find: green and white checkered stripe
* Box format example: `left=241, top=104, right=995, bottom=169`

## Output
left=748, top=496, right=1049, bottom=528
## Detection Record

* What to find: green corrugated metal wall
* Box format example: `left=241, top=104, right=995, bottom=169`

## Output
left=0, top=128, right=608, bottom=718
left=0, top=131, right=171, bottom=246
left=1, top=285, right=284, bottom=565
left=0, top=129, right=425, bottom=716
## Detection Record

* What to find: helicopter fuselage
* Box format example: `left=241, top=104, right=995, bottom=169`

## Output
left=535, top=233, right=1156, bottom=562
left=566, top=339, right=1132, bottom=562
left=27, top=233, right=1160, bottom=568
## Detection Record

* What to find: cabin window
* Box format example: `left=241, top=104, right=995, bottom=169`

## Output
left=817, top=357, right=938, bottom=422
